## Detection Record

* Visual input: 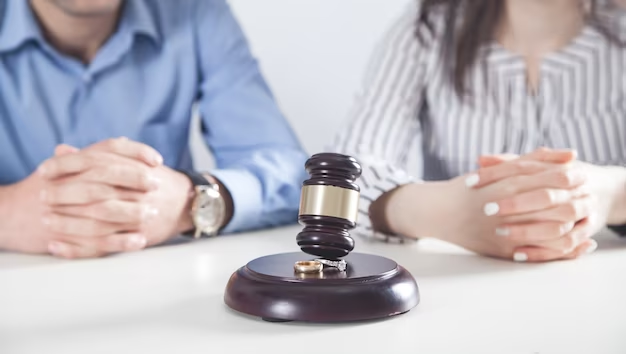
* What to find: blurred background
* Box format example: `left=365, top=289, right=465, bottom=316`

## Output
left=191, top=0, right=411, bottom=170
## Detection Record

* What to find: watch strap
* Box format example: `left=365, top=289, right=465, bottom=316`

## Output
left=180, top=170, right=210, bottom=188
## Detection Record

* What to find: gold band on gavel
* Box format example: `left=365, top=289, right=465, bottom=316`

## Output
left=298, top=185, right=360, bottom=223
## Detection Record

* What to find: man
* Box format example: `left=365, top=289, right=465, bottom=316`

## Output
left=0, top=0, right=308, bottom=258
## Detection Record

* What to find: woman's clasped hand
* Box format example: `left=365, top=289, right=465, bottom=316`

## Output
left=391, top=148, right=626, bottom=263
left=469, top=148, right=597, bottom=262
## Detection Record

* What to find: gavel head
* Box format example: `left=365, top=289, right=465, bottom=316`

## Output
left=296, top=153, right=362, bottom=259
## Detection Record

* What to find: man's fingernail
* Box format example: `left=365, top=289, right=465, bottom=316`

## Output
left=585, top=240, right=598, bottom=254
left=513, top=252, right=528, bottom=262
left=147, top=175, right=161, bottom=189
left=42, top=216, right=51, bottom=226
left=143, top=206, right=159, bottom=220
left=48, top=241, right=68, bottom=256
left=40, top=189, right=47, bottom=202
left=495, top=227, right=510, bottom=237
left=126, top=235, right=147, bottom=250
left=484, top=202, right=500, bottom=216
left=145, top=152, right=163, bottom=166
left=37, top=163, right=48, bottom=177
left=465, top=174, right=480, bottom=188
left=560, top=222, right=575, bottom=235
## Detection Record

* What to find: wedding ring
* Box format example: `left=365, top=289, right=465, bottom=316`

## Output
left=315, top=259, right=347, bottom=272
left=296, top=272, right=324, bottom=280
left=294, top=260, right=323, bottom=274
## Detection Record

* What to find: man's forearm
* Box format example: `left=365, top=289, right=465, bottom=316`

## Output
left=0, top=184, right=15, bottom=220
left=208, top=148, right=307, bottom=233
left=0, top=183, right=19, bottom=246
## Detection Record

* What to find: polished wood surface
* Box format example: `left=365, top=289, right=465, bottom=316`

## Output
left=296, top=215, right=355, bottom=259
left=224, top=252, right=419, bottom=322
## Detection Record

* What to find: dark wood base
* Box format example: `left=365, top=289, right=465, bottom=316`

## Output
left=224, top=252, right=420, bottom=323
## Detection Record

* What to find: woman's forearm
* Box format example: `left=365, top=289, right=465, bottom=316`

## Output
left=606, top=166, right=626, bottom=225
left=369, top=181, right=449, bottom=239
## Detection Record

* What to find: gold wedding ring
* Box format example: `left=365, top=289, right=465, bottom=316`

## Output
left=296, top=272, right=324, bottom=280
left=294, top=260, right=323, bottom=274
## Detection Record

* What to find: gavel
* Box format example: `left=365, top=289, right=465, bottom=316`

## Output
left=224, top=152, right=419, bottom=323
left=296, top=153, right=361, bottom=259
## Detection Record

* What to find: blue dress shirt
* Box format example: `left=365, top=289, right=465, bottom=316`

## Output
left=0, top=0, right=308, bottom=233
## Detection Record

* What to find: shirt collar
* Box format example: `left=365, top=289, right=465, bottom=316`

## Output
left=0, top=0, right=161, bottom=54
left=0, top=0, right=44, bottom=53
left=120, top=0, right=161, bottom=46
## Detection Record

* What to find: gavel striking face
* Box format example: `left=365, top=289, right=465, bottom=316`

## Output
left=295, top=153, right=362, bottom=260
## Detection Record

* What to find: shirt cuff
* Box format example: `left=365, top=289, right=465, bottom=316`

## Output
left=351, top=156, right=419, bottom=243
left=608, top=224, right=626, bottom=237
left=210, top=168, right=262, bottom=234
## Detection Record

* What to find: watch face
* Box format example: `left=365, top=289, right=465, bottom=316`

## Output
left=193, top=186, right=224, bottom=233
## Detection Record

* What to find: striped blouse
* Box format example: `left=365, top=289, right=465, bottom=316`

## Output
left=332, top=3, right=626, bottom=242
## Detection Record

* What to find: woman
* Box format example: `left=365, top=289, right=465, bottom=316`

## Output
left=333, top=0, right=626, bottom=262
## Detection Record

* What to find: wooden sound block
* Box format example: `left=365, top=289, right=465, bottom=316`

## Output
left=224, top=252, right=420, bottom=323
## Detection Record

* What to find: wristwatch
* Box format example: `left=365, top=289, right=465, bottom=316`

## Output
left=179, top=171, right=227, bottom=239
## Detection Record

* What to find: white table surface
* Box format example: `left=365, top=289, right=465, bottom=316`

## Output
left=1, top=226, right=625, bottom=354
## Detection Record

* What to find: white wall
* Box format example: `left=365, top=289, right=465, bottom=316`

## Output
left=191, top=0, right=410, bottom=169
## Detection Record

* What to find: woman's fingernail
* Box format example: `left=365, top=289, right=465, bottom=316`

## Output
left=484, top=202, right=500, bottom=216
left=495, top=227, right=510, bottom=237
left=550, top=190, right=571, bottom=204
left=585, top=240, right=598, bottom=254
left=566, top=169, right=587, bottom=185
left=513, top=252, right=528, bottom=262
left=48, top=241, right=68, bottom=256
left=571, top=185, right=589, bottom=198
left=126, top=235, right=147, bottom=250
left=560, top=222, right=575, bottom=235
left=465, top=174, right=480, bottom=188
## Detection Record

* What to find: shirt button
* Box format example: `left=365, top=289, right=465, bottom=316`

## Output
left=82, top=74, right=92, bottom=84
